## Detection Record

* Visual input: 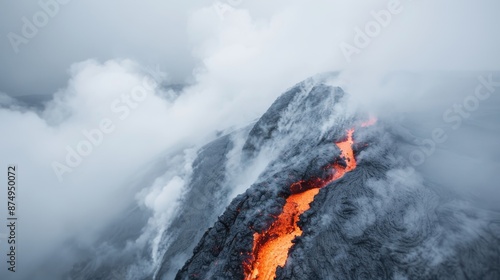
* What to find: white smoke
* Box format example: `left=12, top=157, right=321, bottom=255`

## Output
left=0, top=57, right=286, bottom=279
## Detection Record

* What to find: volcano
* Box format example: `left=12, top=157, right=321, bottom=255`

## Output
left=70, top=74, right=500, bottom=280
left=162, top=75, right=500, bottom=279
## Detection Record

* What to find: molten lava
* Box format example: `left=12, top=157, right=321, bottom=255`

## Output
left=244, top=129, right=357, bottom=280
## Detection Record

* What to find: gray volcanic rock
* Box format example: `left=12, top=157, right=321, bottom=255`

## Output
left=276, top=142, right=500, bottom=280
left=171, top=75, right=500, bottom=280
left=154, top=133, right=239, bottom=279
left=173, top=75, right=365, bottom=279
left=69, top=132, right=243, bottom=280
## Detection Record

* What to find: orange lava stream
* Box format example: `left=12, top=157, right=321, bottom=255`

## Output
left=244, top=129, right=356, bottom=280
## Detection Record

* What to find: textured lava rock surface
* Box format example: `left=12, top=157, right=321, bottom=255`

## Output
left=172, top=75, right=500, bottom=280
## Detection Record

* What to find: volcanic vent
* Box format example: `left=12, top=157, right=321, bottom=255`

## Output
left=171, top=75, right=500, bottom=280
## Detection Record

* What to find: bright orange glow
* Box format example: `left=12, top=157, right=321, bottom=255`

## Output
left=244, top=129, right=357, bottom=280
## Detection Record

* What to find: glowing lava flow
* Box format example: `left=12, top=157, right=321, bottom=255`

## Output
left=244, top=129, right=357, bottom=280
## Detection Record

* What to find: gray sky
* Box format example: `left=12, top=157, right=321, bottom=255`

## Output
left=1, top=0, right=500, bottom=97
left=0, top=0, right=210, bottom=96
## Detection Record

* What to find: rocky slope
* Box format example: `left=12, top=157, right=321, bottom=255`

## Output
left=171, top=75, right=500, bottom=280
left=68, top=74, right=500, bottom=280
